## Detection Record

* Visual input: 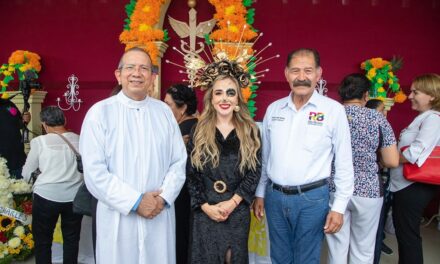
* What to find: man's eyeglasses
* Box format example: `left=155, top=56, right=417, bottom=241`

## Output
left=120, top=64, right=152, bottom=74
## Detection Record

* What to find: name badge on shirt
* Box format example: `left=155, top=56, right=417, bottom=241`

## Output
left=308, top=111, right=325, bottom=126
left=272, top=116, right=285, bottom=122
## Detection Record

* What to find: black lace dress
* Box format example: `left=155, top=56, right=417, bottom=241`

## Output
left=186, top=128, right=261, bottom=264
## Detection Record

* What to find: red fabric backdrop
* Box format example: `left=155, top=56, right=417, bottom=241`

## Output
left=1, top=0, right=439, bottom=135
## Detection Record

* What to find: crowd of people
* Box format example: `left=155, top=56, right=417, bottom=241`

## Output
left=1, top=47, right=439, bottom=264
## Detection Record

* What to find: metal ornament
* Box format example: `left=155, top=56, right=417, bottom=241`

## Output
left=213, top=180, right=227, bottom=193
left=57, top=74, right=82, bottom=111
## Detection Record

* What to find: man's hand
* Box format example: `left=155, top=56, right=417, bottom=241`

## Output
left=22, top=112, right=31, bottom=124
left=136, top=190, right=162, bottom=219
left=201, top=203, right=228, bottom=222
left=151, top=195, right=165, bottom=216
left=324, top=211, right=343, bottom=234
left=252, top=197, right=265, bottom=221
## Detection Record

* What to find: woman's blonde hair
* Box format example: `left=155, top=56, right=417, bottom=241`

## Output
left=191, top=75, right=261, bottom=173
left=412, top=73, right=440, bottom=111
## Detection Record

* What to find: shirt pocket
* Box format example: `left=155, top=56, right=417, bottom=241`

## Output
left=303, top=125, right=329, bottom=153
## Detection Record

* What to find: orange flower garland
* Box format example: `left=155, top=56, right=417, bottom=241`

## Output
left=208, top=0, right=257, bottom=43
left=119, top=0, right=167, bottom=65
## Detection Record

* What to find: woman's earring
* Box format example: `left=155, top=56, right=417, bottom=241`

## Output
left=234, top=106, right=240, bottom=112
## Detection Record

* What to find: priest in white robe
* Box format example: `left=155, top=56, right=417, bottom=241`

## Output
left=79, top=48, right=187, bottom=264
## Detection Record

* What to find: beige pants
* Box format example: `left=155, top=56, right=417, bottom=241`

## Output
left=326, top=194, right=383, bottom=264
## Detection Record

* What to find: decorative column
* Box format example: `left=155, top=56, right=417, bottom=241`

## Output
left=152, top=41, right=169, bottom=99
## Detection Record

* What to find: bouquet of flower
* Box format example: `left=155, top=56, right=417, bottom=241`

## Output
left=361, top=57, right=407, bottom=103
left=0, top=157, right=33, bottom=264
left=0, top=50, right=41, bottom=100
left=119, top=0, right=170, bottom=66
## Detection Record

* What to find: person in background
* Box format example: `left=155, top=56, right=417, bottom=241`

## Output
left=187, top=65, right=261, bottom=263
left=326, top=73, right=399, bottom=264
left=366, top=99, right=387, bottom=116
left=390, top=73, right=440, bottom=264
left=22, top=106, right=83, bottom=264
left=0, top=97, right=30, bottom=179
left=253, top=48, right=354, bottom=264
left=366, top=98, right=395, bottom=262
left=164, top=83, right=198, bottom=264
left=164, top=84, right=198, bottom=144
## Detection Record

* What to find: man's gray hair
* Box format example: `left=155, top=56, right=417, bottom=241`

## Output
left=117, top=47, right=153, bottom=70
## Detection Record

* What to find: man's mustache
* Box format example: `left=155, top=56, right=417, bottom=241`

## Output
left=292, top=79, right=312, bottom=87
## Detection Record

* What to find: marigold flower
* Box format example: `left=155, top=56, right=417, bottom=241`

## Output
left=394, top=91, right=407, bottom=103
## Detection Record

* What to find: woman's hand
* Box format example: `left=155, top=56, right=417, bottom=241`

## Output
left=201, top=203, right=228, bottom=222
left=216, top=200, right=237, bottom=217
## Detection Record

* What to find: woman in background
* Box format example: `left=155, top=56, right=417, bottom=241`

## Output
left=22, top=106, right=83, bottom=264
left=326, top=73, right=399, bottom=264
left=164, top=84, right=198, bottom=144
left=390, top=73, right=440, bottom=264
left=164, top=84, right=198, bottom=264
left=366, top=98, right=394, bottom=263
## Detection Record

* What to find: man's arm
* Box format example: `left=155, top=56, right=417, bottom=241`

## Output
left=79, top=107, right=141, bottom=216
left=325, top=105, right=354, bottom=234
left=253, top=107, right=272, bottom=220
left=157, top=112, right=187, bottom=205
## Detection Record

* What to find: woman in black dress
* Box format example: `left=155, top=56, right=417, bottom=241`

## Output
left=187, top=62, right=261, bottom=264
left=164, top=84, right=198, bottom=264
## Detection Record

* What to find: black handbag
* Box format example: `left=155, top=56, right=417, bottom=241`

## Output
left=56, top=133, right=92, bottom=216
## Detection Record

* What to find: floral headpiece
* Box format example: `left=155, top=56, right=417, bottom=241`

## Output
left=166, top=0, right=278, bottom=117
left=167, top=31, right=279, bottom=92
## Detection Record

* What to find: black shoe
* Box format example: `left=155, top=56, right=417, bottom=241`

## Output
left=381, top=243, right=393, bottom=255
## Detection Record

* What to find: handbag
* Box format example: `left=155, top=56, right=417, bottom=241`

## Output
left=402, top=146, right=440, bottom=185
left=28, top=168, right=41, bottom=185
left=56, top=133, right=92, bottom=216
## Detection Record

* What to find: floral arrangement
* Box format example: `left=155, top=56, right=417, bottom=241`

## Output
left=119, top=0, right=170, bottom=66
left=361, top=57, right=407, bottom=103
left=207, top=0, right=261, bottom=117
left=0, top=50, right=41, bottom=100
left=0, top=157, right=33, bottom=264
left=208, top=0, right=257, bottom=43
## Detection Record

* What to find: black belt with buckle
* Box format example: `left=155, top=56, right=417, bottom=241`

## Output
left=272, top=179, right=328, bottom=195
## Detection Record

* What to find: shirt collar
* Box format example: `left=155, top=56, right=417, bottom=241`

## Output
left=282, top=90, right=320, bottom=111
left=117, top=90, right=150, bottom=109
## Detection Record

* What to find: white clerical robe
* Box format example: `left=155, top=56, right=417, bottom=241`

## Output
left=79, top=92, right=187, bottom=264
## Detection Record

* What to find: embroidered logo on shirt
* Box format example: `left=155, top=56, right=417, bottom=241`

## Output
left=272, top=116, right=285, bottom=122
left=308, top=112, right=324, bottom=126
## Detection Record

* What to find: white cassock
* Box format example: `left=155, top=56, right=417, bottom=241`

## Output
left=79, top=92, right=187, bottom=264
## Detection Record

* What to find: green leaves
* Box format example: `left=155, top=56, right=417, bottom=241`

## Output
left=243, top=0, right=253, bottom=7
left=246, top=8, right=255, bottom=26
left=163, top=29, right=170, bottom=42
left=123, top=0, right=137, bottom=30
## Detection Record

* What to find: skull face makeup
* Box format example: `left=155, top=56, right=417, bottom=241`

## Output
left=211, top=78, right=239, bottom=118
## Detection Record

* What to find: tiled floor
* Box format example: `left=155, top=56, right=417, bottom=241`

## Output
left=12, top=222, right=440, bottom=264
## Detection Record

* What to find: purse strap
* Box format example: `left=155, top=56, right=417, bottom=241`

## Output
left=55, top=132, right=80, bottom=157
